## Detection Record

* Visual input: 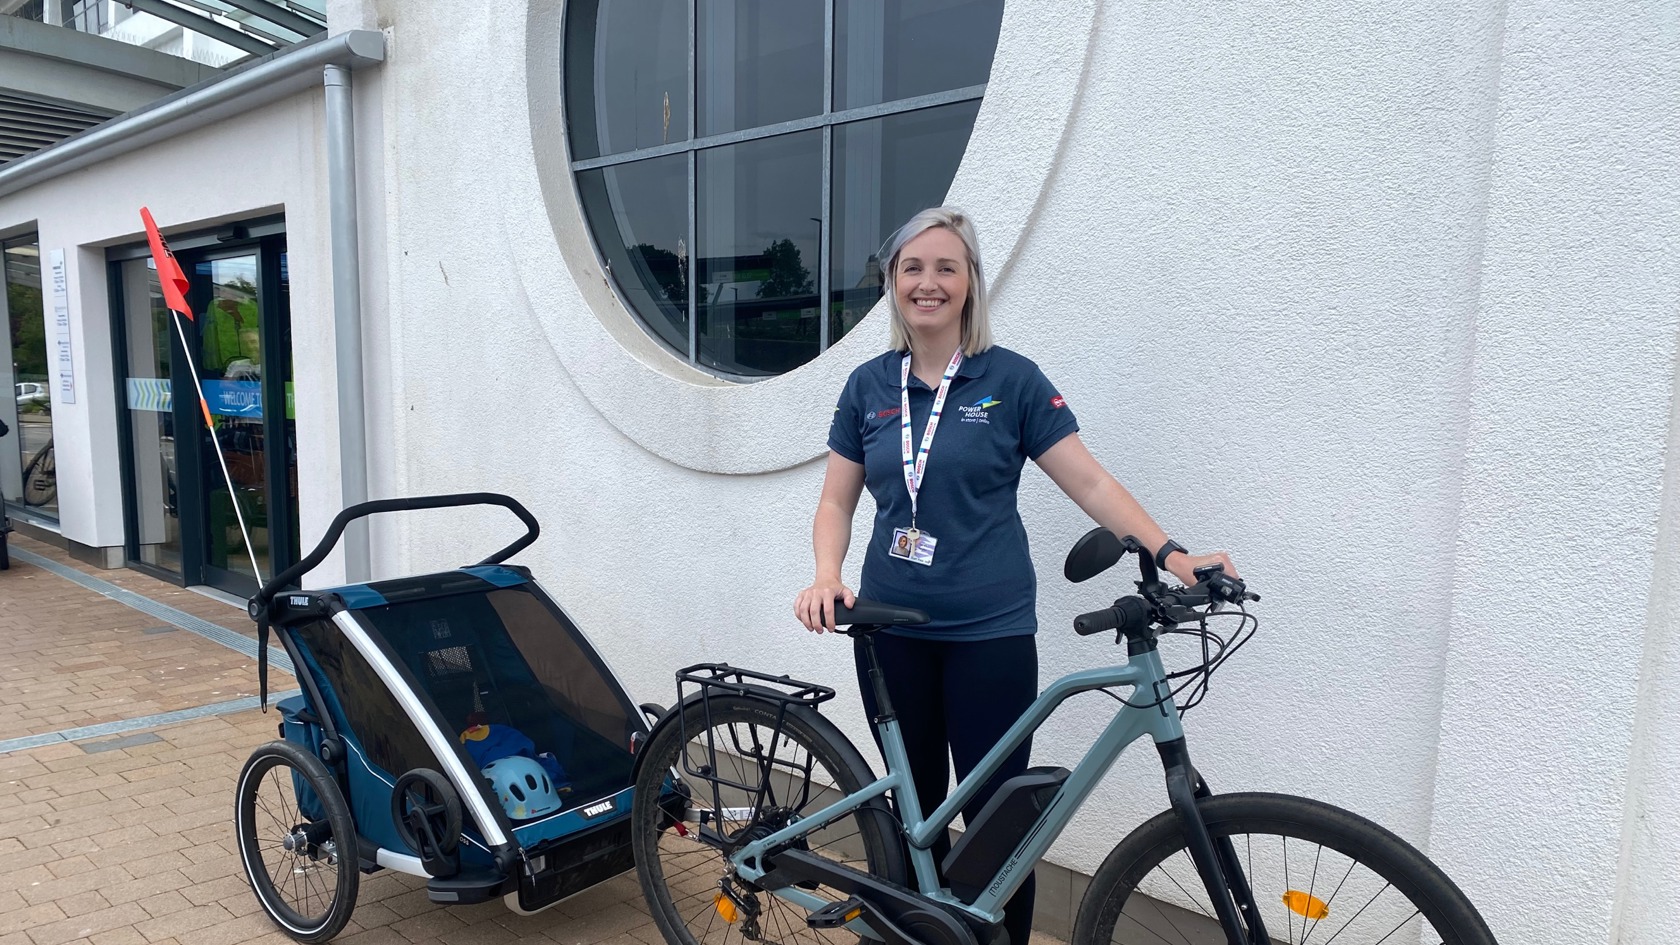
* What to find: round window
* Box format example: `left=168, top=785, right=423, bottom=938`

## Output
left=564, top=0, right=1005, bottom=378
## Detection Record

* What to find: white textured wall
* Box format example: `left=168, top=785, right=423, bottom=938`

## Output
left=1430, top=3, right=1680, bottom=944
left=348, top=3, right=1680, bottom=943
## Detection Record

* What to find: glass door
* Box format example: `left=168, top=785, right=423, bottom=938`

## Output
left=191, top=251, right=271, bottom=595
left=114, top=226, right=295, bottom=596
left=118, top=258, right=180, bottom=572
left=4, top=236, right=55, bottom=521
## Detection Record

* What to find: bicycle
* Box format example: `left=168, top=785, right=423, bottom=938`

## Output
left=628, top=527, right=1498, bottom=945
left=22, top=437, right=54, bottom=507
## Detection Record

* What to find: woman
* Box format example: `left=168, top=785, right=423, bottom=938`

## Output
left=794, top=206, right=1237, bottom=945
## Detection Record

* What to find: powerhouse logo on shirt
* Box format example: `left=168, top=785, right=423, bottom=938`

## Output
left=959, top=395, right=1001, bottom=424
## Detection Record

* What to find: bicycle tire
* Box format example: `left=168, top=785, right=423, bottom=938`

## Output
left=1073, top=792, right=1497, bottom=945
left=235, top=740, right=359, bottom=943
left=22, top=443, right=54, bottom=507
left=633, top=694, right=908, bottom=945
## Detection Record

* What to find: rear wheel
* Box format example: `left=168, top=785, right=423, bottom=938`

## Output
left=633, top=695, right=907, bottom=945
left=236, top=740, right=359, bottom=943
left=1073, top=792, right=1498, bottom=945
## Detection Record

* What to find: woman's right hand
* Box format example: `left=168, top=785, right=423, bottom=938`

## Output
left=795, top=579, right=857, bottom=633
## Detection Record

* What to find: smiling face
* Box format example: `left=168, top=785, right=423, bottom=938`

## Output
left=893, top=226, right=971, bottom=344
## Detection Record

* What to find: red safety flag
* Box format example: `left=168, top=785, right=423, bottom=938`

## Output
left=139, top=207, right=193, bottom=319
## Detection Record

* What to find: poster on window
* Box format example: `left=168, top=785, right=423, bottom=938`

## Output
left=49, top=248, right=76, bottom=405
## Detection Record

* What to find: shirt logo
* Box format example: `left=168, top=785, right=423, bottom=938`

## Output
left=866, top=406, right=902, bottom=421
left=1051, top=395, right=1066, bottom=409
left=958, top=395, right=1000, bottom=424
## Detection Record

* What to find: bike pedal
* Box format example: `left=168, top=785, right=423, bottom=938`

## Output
left=806, top=896, right=867, bottom=930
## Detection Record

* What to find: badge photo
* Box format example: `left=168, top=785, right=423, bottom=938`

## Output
left=890, top=527, right=937, bottom=566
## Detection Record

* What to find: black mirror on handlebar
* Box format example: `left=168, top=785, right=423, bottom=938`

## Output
left=1063, top=527, right=1126, bottom=583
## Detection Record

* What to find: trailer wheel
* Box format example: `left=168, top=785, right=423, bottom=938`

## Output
left=236, top=740, right=359, bottom=942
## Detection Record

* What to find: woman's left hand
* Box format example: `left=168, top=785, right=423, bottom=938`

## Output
left=1167, top=550, right=1238, bottom=586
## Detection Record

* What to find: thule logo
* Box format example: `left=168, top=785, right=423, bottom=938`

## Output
left=581, top=800, right=615, bottom=818
left=288, top=596, right=310, bottom=607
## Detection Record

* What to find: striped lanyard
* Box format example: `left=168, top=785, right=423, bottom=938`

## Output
left=900, top=349, right=964, bottom=530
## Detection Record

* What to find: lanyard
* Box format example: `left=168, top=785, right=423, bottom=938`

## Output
left=901, top=349, right=963, bottom=528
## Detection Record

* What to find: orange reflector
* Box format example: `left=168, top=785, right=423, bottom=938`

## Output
left=844, top=907, right=863, bottom=922
left=714, top=893, right=739, bottom=923
left=1283, top=890, right=1329, bottom=920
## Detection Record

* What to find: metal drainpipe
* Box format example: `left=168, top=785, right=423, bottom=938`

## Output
left=323, top=63, right=370, bottom=582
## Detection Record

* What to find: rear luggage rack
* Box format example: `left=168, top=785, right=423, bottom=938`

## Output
left=675, top=663, right=835, bottom=708
left=673, top=664, right=836, bottom=847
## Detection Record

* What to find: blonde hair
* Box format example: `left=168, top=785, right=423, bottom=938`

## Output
left=879, top=206, right=993, bottom=355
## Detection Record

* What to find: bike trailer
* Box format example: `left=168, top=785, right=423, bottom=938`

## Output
left=239, top=494, right=649, bottom=942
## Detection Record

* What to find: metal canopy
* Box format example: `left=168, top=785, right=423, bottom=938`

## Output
left=0, top=0, right=326, bottom=164
left=120, top=0, right=285, bottom=55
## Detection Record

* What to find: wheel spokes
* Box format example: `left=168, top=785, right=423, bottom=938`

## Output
left=1116, top=831, right=1444, bottom=945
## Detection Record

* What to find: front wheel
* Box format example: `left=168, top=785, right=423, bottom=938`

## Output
left=235, top=740, right=359, bottom=943
left=633, top=694, right=907, bottom=945
left=1074, top=792, right=1497, bottom=945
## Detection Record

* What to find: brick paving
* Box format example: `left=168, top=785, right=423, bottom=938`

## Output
left=0, top=534, right=1067, bottom=945
left=0, top=554, right=274, bottom=741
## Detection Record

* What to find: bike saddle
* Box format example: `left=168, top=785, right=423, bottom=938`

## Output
left=832, top=599, right=930, bottom=630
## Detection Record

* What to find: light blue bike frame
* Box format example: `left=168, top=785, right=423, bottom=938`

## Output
left=729, top=644, right=1185, bottom=927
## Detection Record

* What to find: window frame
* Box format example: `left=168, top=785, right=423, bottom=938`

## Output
left=566, top=0, right=989, bottom=380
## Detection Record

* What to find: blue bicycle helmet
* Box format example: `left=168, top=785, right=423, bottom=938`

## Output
left=483, top=756, right=563, bottom=820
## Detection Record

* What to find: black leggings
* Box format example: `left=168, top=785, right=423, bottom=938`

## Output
left=853, top=632, right=1039, bottom=945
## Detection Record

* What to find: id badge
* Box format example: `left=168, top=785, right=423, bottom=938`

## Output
left=889, top=527, right=937, bottom=566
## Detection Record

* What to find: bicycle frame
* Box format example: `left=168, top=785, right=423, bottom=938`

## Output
left=729, top=638, right=1186, bottom=926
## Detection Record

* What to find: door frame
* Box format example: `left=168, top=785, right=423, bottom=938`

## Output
left=109, top=216, right=295, bottom=595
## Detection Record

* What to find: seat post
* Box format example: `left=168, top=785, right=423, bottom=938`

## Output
left=858, top=629, right=897, bottom=724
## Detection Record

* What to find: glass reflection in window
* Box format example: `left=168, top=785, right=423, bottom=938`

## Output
left=121, top=258, right=180, bottom=572
left=4, top=236, right=54, bottom=521
left=835, top=0, right=1005, bottom=110
left=198, top=255, right=269, bottom=583
left=577, top=154, right=691, bottom=353
left=697, top=0, right=823, bottom=136
left=565, top=0, right=690, bottom=159
left=697, top=131, right=822, bottom=376
left=831, top=100, right=980, bottom=341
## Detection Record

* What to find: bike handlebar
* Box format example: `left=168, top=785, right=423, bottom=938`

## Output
left=1074, top=596, right=1151, bottom=636
left=1073, top=544, right=1260, bottom=640
left=251, top=492, right=539, bottom=609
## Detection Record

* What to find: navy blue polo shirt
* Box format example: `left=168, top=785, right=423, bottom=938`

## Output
left=828, top=346, right=1079, bottom=640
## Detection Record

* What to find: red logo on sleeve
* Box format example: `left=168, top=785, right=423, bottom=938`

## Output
left=1050, top=395, right=1066, bottom=409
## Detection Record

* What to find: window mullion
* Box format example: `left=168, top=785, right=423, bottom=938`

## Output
left=687, top=0, right=698, bottom=364
left=819, top=126, right=832, bottom=353
left=819, top=0, right=833, bottom=351
left=570, top=83, right=989, bottom=173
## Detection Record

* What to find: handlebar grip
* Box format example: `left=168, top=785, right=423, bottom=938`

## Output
left=1074, top=596, right=1151, bottom=636
left=1073, top=608, right=1120, bottom=636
